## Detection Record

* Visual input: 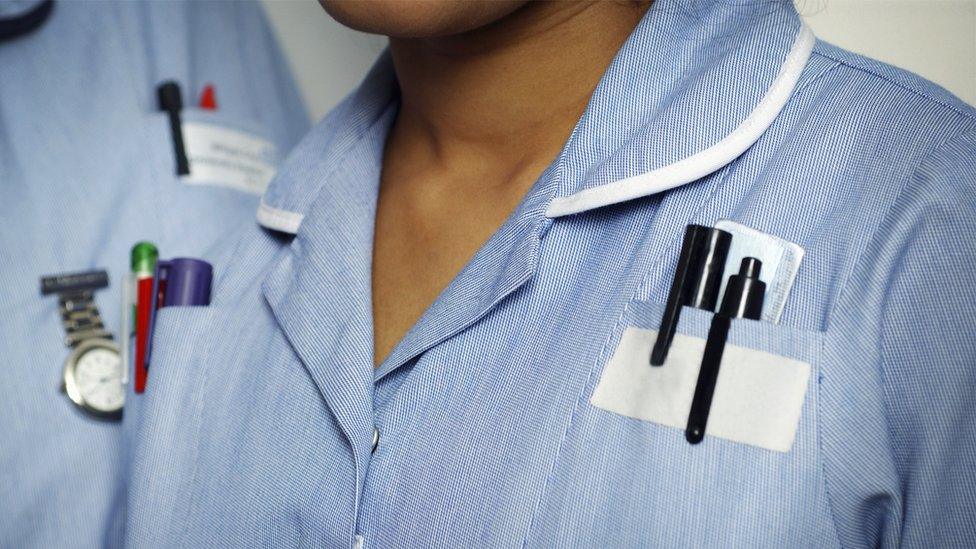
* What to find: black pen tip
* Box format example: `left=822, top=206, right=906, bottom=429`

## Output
left=649, top=347, right=665, bottom=366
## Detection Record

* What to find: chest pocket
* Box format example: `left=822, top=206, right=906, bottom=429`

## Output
left=121, top=305, right=230, bottom=543
left=592, top=301, right=817, bottom=453
left=526, top=300, right=838, bottom=548
left=123, top=306, right=221, bottom=472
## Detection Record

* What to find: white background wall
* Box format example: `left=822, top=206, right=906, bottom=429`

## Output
left=261, top=0, right=976, bottom=121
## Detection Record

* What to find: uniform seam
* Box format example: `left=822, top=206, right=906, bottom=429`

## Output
left=519, top=164, right=733, bottom=546
left=814, top=334, right=846, bottom=549
left=793, top=56, right=842, bottom=96
left=811, top=49, right=976, bottom=124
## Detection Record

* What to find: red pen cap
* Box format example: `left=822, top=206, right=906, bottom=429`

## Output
left=199, top=84, right=217, bottom=110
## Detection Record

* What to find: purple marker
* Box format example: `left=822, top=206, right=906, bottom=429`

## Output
left=161, top=258, right=213, bottom=307
left=143, top=258, right=213, bottom=381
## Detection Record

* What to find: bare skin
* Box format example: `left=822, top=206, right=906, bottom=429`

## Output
left=370, top=1, right=650, bottom=366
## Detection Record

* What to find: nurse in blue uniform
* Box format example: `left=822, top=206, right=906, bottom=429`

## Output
left=0, top=1, right=308, bottom=547
left=126, top=0, right=976, bottom=547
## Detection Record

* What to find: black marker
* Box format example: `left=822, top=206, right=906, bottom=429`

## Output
left=650, top=225, right=731, bottom=366
left=686, top=257, right=765, bottom=445
left=157, top=81, right=189, bottom=176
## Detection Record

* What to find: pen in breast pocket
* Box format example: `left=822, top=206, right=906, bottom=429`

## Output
left=131, top=242, right=158, bottom=394
left=198, top=83, right=218, bottom=111
left=686, top=257, right=765, bottom=445
left=157, top=81, right=189, bottom=176
left=158, top=258, right=212, bottom=308
left=651, top=224, right=732, bottom=366
left=120, top=273, right=130, bottom=386
left=142, top=258, right=213, bottom=388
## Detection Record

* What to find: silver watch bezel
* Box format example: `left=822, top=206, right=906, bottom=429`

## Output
left=63, top=338, right=123, bottom=420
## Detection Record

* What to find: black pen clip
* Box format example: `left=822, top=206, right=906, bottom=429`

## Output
left=650, top=224, right=731, bottom=366
left=685, top=257, right=765, bottom=445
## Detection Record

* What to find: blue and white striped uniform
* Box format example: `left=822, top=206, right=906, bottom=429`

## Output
left=124, top=0, right=976, bottom=547
left=0, top=1, right=308, bottom=547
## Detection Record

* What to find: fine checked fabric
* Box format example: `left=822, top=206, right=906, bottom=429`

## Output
left=0, top=1, right=309, bottom=548
left=128, top=0, right=976, bottom=547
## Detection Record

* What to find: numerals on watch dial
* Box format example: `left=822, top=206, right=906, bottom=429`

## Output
left=74, top=346, right=123, bottom=412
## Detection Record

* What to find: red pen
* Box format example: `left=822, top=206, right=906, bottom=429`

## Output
left=131, top=242, right=158, bottom=393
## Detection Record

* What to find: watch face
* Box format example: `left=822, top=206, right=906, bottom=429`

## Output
left=64, top=339, right=123, bottom=418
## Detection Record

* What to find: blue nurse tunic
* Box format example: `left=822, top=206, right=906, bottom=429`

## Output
left=0, top=1, right=308, bottom=546
left=124, top=1, right=976, bottom=547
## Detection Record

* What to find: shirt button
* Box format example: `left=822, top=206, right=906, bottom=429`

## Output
left=371, top=427, right=379, bottom=454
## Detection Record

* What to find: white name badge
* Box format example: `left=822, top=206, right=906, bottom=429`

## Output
left=591, top=327, right=811, bottom=452
left=181, top=122, right=277, bottom=195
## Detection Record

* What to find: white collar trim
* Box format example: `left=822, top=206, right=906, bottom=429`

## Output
left=545, top=24, right=815, bottom=218
left=257, top=24, right=815, bottom=234
left=257, top=200, right=303, bottom=234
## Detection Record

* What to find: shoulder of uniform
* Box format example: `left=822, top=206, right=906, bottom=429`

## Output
left=809, top=40, right=976, bottom=124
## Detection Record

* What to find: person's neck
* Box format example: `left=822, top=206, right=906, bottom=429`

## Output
left=386, top=1, right=649, bottom=188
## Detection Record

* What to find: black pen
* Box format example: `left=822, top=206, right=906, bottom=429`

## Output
left=157, top=81, right=189, bottom=176
left=686, top=257, right=765, bottom=444
left=650, top=225, right=731, bottom=366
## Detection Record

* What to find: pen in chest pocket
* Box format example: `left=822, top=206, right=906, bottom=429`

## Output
left=650, top=225, right=732, bottom=366
left=141, top=258, right=213, bottom=390
left=131, top=242, right=158, bottom=394
left=157, top=81, right=189, bottom=176
left=685, top=257, right=766, bottom=445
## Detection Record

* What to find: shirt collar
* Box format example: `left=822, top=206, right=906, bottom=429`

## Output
left=257, top=53, right=398, bottom=233
left=0, top=0, right=53, bottom=42
left=0, top=0, right=43, bottom=18
left=257, top=0, right=814, bottom=233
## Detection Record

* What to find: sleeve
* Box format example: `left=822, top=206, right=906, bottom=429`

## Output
left=840, top=128, right=976, bottom=547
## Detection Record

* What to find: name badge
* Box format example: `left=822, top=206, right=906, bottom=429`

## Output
left=591, top=326, right=811, bottom=452
left=181, top=122, right=277, bottom=195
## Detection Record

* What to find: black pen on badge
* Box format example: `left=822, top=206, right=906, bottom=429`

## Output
left=650, top=225, right=732, bottom=366
left=157, top=81, right=189, bottom=176
left=685, top=257, right=765, bottom=445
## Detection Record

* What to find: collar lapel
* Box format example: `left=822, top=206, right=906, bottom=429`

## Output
left=257, top=2, right=815, bottom=229
left=261, top=94, right=396, bottom=470
left=546, top=0, right=814, bottom=217
left=257, top=53, right=397, bottom=234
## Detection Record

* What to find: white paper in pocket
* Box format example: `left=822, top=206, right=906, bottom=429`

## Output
left=590, top=327, right=811, bottom=452
left=181, top=122, right=277, bottom=195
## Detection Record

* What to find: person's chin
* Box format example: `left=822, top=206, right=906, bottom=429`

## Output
left=318, top=0, right=528, bottom=39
